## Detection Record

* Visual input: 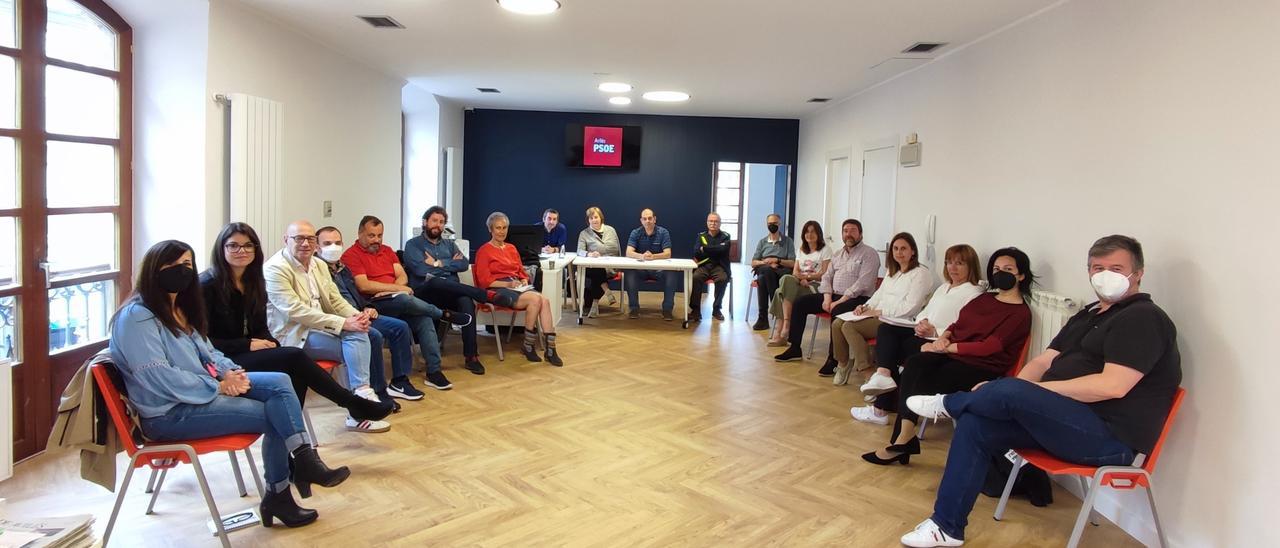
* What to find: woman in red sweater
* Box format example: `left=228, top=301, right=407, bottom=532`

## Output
left=863, top=247, right=1033, bottom=465
left=474, top=211, right=564, bottom=366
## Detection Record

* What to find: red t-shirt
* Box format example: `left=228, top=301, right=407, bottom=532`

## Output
left=341, top=244, right=401, bottom=291
left=474, top=242, right=527, bottom=289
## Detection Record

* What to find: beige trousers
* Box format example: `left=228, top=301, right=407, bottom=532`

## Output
left=831, top=317, right=882, bottom=371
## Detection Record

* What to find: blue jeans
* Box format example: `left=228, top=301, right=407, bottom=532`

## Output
left=415, top=276, right=484, bottom=358
left=370, top=293, right=443, bottom=375
left=140, top=372, right=309, bottom=487
left=931, top=378, right=1135, bottom=540
left=370, top=316, right=416, bottom=384
left=303, top=330, right=371, bottom=388
left=624, top=269, right=682, bottom=312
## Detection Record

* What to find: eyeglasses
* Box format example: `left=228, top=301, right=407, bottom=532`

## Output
left=224, top=243, right=256, bottom=253
left=288, top=235, right=318, bottom=245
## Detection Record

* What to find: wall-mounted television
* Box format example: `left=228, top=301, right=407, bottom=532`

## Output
left=565, top=124, right=642, bottom=170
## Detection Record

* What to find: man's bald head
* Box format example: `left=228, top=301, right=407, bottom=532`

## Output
left=284, top=220, right=318, bottom=264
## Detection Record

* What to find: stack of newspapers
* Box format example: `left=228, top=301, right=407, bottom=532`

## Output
left=0, top=514, right=94, bottom=548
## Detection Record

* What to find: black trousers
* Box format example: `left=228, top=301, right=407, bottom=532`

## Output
left=890, top=352, right=1001, bottom=442
left=872, top=323, right=929, bottom=412
left=583, top=268, right=610, bottom=308
left=690, top=264, right=728, bottom=312
left=753, top=265, right=787, bottom=320
left=786, top=293, right=867, bottom=358
left=227, top=346, right=354, bottom=408
left=415, top=276, right=485, bottom=358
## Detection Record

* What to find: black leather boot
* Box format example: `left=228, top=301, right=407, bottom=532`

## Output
left=290, top=445, right=350, bottom=498
left=260, top=486, right=318, bottom=528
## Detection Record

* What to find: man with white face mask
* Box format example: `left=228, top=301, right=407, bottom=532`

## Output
left=895, top=235, right=1182, bottom=548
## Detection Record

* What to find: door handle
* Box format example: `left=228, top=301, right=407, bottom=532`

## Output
left=38, top=262, right=51, bottom=288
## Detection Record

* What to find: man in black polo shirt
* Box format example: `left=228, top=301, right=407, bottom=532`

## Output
left=896, top=235, right=1182, bottom=548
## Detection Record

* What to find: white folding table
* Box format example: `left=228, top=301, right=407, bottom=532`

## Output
left=572, top=256, right=698, bottom=328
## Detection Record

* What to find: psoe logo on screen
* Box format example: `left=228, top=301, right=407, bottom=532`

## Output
left=582, top=126, right=624, bottom=166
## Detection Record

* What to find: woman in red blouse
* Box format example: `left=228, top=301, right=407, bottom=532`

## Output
left=474, top=211, right=564, bottom=366
left=862, top=247, right=1033, bottom=466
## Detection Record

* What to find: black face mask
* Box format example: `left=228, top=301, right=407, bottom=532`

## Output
left=767, top=223, right=779, bottom=234
left=158, top=265, right=194, bottom=294
left=990, top=270, right=1018, bottom=291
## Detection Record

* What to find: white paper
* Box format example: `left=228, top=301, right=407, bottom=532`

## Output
left=835, top=312, right=871, bottom=322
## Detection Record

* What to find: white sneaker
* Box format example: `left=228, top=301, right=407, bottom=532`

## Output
left=849, top=405, right=889, bottom=425
left=345, top=416, right=391, bottom=433
left=606, top=292, right=617, bottom=306
left=860, top=372, right=898, bottom=395
left=900, top=518, right=963, bottom=547
left=833, top=364, right=851, bottom=386
left=906, top=394, right=952, bottom=420
left=353, top=385, right=380, bottom=403
left=589, top=302, right=599, bottom=318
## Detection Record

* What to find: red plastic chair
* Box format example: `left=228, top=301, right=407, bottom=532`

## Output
left=746, top=278, right=760, bottom=324
left=694, top=276, right=734, bottom=320
left=994, top=387, right=1186, bottom=548
left=301, top=359, right=343, bottom=446
left=91, top=360, right=263, bottom=548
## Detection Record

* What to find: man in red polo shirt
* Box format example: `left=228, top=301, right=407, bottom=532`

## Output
left=342, top=215, right=471, bottom=391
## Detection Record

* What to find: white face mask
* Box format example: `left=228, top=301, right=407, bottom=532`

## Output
left=318, top=244, right=344, bottom=264
left=1090, top=270, right=1133, bottom=302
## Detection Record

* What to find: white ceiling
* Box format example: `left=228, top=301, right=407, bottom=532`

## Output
left=237, top=0, right=1057, bottom=119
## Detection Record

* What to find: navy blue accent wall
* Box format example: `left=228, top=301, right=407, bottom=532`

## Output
left=462, top=109, right=799, bottom=258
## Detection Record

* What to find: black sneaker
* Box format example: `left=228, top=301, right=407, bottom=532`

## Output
left=752, top=318, right=770, bottom=331
left=628, top=309, right=640, bottom=319
left=387, top=377, right=425, bottom=401
left=774, top=346, right=803, bottom=362
left=464, top=357, right=486, bottom=375
left=712, top=310, right=725, bottom=321
left=662, top=310, right=674, bottom=321
left=425, top=371, right=453, bottom=390
left=377, top=392, right=402, bottom=413
left=689, top=311, right=702, bottom=322
left=817, top=359, right=838, bottom=377
left=442, top=310, right=473, bottom=327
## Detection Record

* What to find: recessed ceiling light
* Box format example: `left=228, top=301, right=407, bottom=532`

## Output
left=497, top=0, right=561, bottom=15
left=598, top=82, right=632, bottom=93
left=642, top=91, right=690, bottom=102
left=609, top=97, right=632, bottom=105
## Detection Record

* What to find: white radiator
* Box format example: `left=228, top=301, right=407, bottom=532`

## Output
left=227, top=94, right=284, bottom=256
left=1027, top=290, right=1078, bottom=356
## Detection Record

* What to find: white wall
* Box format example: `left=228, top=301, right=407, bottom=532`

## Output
left=797, top=0, right=1279, bottom=545
left=402, top=83, right=440, bottom=241
left=204, top=0, right=404, bottom=250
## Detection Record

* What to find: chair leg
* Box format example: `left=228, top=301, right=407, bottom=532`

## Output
left=244, top=447, right=265, bottom=497
left=187, top=448, right=232, bottom=548
left=143, top=467, right=159, bottom=494
left=993, top=454, right=1025, bottom=521
left=228, top=450, right=249, bottom=497
left=145, top=467, right=169, bottom=515
left=917, top=421, right=928, bottom=440
left=303, top=408, right=320, bottom=448
left=103, top=455, right=142, bottom=547
left=806, top=316, right=819, bottom=359
left=1144, top=475, right=1168, bottom=548
left=491, top=309, right=505, bottom=361
left=1066, top=471, right=1106, bottom=548
left=1076, top=476, right=1101, bottom=526
left=506, top=309, right=518, bottom=343
left=746, top=284, right=755, bottom=323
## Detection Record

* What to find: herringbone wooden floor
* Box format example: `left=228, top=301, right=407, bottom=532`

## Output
left=3, top=288, right=1143, bottom=547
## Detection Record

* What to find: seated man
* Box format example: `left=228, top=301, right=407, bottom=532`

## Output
left=318, top=225, right=426, bottom=405
left=749, top=213, right=795, bottom=330
left=689, top=212, right=731, bottom=322
left=402, top=206, right=495, bottom=375
left=265, top=220, right=390, bottom=433
left=540, top=208, right=567, bottom=253
left=897, top=235, right=1181, bottom=547
left=624, top=208, right=682, bottom=320
left=340, top=215, right=470, bottom=391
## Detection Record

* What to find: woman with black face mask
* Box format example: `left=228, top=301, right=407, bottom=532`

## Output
left=862, top=247, right=1034, bottom=466
left=108, top=240, right=350, bottom=528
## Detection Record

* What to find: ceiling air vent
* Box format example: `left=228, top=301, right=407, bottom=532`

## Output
left=357, top=15, right=405, bottom=29
left=902, top=42, right=947, bottom=54
left=807, top=97, right=831, bottom=103
left=477, top=88, right=502, bottom=94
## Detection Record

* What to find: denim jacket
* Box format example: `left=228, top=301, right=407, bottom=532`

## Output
left=402, top=235, right=469, bottom=287
left=107, top=302, right=241, bottom=418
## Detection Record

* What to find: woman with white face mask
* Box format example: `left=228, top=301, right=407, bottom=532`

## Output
left=200, top=223, right=393, bottom=425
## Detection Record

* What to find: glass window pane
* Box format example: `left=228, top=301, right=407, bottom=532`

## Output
left=0, top=55, right=14, bottom=129
left=47, top=0, right=117, bottom=70
left=48, top=213, right=115, bottom=278
left=716, top=171, right=740, bottom=188
left=46, top=66, right=118, bottom=138
left=47, top=141, right=116, bottom=207
left=715, top=188, right=740, bottom=207
left=715, top=205, right=739, bottom=222
left=0, top=137, right=13, bottom=209
left=0, top=295, right=16, bottom=361
left=0, top=216, right=14, bottom=285
left=0, top=0, right=14, bottom=49
left=49, top=281, right=113, bottom=352
left=716, top=162, right=741, bottom=171
left=721, top=223, right=738, bottom=239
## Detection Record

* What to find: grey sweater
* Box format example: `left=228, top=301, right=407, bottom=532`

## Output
left=577, top=225, right=621, bottom=273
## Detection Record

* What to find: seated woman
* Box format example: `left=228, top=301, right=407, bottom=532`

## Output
left=767, top=220, right=831, bottom=346
left=577, top=206, right=621, bottom=317
left=830, top=232, right=936, bottom=386
left=474, top=211, right=565, bottom=366
left=200, top=222, right=392, bottom=425
left=850, top=244, right=985, bottom=424
left=108, top=240, right=350, bottom=529
left=862, top=247, right=1033, bottom=466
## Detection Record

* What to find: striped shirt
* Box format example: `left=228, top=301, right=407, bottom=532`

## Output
left=819, top=242, right=880, bottom=298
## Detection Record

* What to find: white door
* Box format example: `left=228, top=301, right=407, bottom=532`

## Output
left=860, top=145, right=898, bottom=274
left=824, top=155, right=851, bottom=245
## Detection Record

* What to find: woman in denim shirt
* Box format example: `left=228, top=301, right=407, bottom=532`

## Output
left=109, top=240, right=349, bottom=528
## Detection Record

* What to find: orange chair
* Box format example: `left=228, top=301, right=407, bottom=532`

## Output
left=993, top=387, right=1186, bottom=548
left=301, top=359, right=342, bottom=446
left=918, top=337, right=1033, bottom=440
left=91, top=361, right=262, bottom=548
left=475, top=301, right=527, bottom=361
